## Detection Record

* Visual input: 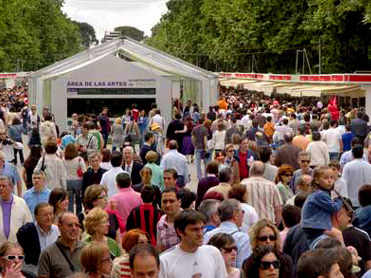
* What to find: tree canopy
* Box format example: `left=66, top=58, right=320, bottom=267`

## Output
left=114, top=26, right=145, bottom=41
left=74, top=21, right=98, bottom=49
left=0, top=0, right=83, bottom=72
left=147, top=0, right=371, bottom=73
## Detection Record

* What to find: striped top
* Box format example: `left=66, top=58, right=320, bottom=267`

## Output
left=112, top=253, right=131, bottom=278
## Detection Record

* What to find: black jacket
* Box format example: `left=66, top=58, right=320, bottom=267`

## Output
left=123, top=161, right=143, bottom=185
left=82, top=167, right=107, bottom=196
left=16, top=223, right=40, bottom=266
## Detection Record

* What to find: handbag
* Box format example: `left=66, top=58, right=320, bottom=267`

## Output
left=76, top=158, right=84, bottom=178
left=40, top=155, right=46, bottom=172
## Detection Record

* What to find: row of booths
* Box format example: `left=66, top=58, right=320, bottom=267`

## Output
left=219, top=79, right=366, bottom=107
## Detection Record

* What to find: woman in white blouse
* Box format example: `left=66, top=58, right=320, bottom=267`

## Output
left=63, top=143, right=86, bottom=215
left=306, top=131, right=330, bottom=167
left=35, top=138, right=67, bottom=190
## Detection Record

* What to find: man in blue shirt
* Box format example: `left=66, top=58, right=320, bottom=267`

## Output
left=203, top=199, right=252, bottom=268
left=23, top=170, right=51, bottom=218
left=0, top=151, right=22, bottom=196
left=160, top=140, right=189, bottom=187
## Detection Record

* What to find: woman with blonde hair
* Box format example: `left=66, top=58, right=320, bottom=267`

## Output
left=111, top=118, right=124, bottom=152
left=144, top=151, right=164, bottom=191
left=242, top=219, right=293, bottom=277
left=112, top=229, right=149, bottom=278
left=83, top=207, right=121, bottom=258
left=80, top=243, right=112, bottom=278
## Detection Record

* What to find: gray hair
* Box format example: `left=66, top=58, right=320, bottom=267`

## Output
left=198, top=199, right=220, bottom=222
left=88, top=152, right=101, bottom=161
left=249, top=161, right=265, bottom=177
left=0, top=175, right=12, bottom=187
left=218, top=199, right=240, bottom=222
left=123, top=146, right=134, bottom=154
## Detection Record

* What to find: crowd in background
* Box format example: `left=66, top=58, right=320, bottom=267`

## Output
left=0, top=84, right=369, bottom=278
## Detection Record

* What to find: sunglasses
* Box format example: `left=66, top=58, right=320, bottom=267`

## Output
left=96, top=195, right=107, bottom=200
left=222, top=246, right=238, bottom=253
left=301, top=160, right=310, bottom=163
left=3, top=255, right=24, bottom=261
left=260, top=260, right=280, bottom=270
left=257, top=235, right=277, bottom=242
left=281, top=174, right=292, bottom=177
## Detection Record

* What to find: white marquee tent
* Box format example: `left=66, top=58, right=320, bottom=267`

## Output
left=29, top=38, right=218, bottom=129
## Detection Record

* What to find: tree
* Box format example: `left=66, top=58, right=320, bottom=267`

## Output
left=74, top=21, right=98, bottom=48
left=0, top=0, right=82, bottom=72
left=114, top=26, right=144, bottom=41
left=147, top=0, right=371, bottom=73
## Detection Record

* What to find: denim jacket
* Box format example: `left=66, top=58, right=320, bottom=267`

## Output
left=302, top=189, right=343, bottom=231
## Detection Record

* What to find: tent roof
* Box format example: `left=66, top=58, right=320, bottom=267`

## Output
left=30, top=37, right=218, bottom=81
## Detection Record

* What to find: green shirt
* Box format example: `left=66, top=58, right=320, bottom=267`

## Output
left=84, top=235, right=121, bottom=258
left=277, top=182, right=294, bottom=205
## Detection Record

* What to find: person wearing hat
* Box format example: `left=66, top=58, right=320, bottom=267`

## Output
left=150, top=123, right=165, bottom=156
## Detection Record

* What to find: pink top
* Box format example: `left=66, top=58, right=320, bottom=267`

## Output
left=110, top=187, right=143, bottom=231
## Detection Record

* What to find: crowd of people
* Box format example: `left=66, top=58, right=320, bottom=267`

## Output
left=0, top=84, right=369, bottom=278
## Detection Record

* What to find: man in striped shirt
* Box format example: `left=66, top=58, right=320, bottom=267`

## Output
left=241, top=161, right=282, bottom=225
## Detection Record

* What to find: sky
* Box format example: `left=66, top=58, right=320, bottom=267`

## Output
left=62, top=0, right=168, bottom=40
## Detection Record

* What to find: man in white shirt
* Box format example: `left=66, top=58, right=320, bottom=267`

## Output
left=322, top=120, right=343, bottom=160
left=100, top=151, right=128, bottom=197
left=241, top=112, right=252, bottom=131
left=160, top=140, right=189, bottom=187
left=159, top=210, right=227, bottom=278
left=342, top=145, right=371, bottom=207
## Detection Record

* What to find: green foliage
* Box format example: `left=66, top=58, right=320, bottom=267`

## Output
left=74, top=21, right=98, bottom=49
left=114, top=26, right=144, bottom=41
left=147, top=0, right=371, bottom=73
left=0, top=0, right=82, bottom=72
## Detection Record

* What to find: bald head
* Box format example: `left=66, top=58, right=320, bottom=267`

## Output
left=168, top=140, right=178, bottom=150
left=249, top=161, right=265, bottom=177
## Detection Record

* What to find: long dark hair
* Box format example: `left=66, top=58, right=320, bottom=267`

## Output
left=24, top=145, right=42, bottom=169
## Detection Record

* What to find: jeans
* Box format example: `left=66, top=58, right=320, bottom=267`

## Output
left=329, top=152, right=339, bottom=161
left=195, top=149, right=211, bottom=180
left=67, top=179, right=82, bottom=215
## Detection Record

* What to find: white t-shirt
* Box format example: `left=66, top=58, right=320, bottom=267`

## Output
left=240, top=203, right=259, bottom=233
left=100, top=166, right=125, bottom=198
left=159, top=245, right=227, bottom=278
left=322, top=128, right=341, bottom=153
left=240, top=115, right=251, bottom=129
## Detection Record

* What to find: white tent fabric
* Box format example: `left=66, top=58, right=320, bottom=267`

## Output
left=29, top=37, right=219, bottom=129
